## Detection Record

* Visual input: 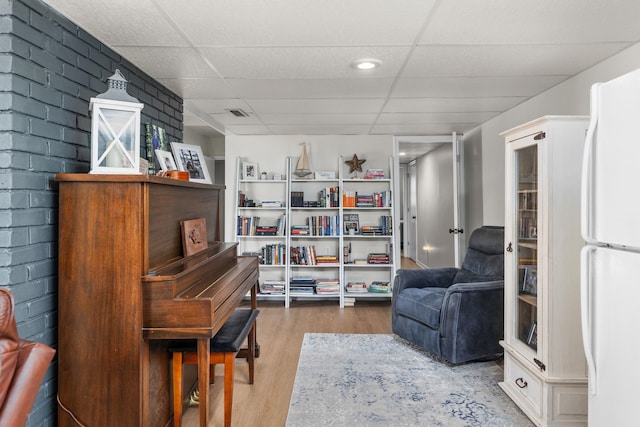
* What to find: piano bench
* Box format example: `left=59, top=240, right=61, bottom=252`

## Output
left=169, top=308, right=260, bottom=427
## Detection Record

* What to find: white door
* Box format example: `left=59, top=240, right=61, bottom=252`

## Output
left=583, top=69, right=640, bottom=248
left=582, top=245, right=640, bottom=426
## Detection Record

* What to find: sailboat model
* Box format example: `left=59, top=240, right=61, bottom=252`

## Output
left=293, top=143, right=312, bottom=177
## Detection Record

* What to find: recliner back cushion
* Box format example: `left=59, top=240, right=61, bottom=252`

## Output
left=453, top=226, right=504, bottom=284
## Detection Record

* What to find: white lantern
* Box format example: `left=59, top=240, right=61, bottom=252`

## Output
left=89, top=69, right=144, bottom=174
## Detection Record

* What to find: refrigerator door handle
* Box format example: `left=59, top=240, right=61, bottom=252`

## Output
left=581, top=84, right=600, bottom=244
left=581, top=246, right=597, bottom=394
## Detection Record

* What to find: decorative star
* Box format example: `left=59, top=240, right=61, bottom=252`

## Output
left=345, top=154, right=366, bottom=173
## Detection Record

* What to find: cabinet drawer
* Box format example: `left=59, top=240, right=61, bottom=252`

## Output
left=504, top=354, right=543, bottom=416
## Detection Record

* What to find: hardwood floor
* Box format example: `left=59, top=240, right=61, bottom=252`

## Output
left=182, top=257, right=421, bottom=426
left=181, top=299, right=393, bottom=427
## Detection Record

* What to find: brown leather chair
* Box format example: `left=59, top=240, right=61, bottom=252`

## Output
left=0, top=288, right=56, bottom=426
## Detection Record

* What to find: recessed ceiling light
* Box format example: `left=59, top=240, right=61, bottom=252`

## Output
left=352, top=58, right=381, bottom=70
left=399, top=152, right=407, bottom=156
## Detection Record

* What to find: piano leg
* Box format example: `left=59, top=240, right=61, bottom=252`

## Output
left=198, top=338, right=210, bottom=427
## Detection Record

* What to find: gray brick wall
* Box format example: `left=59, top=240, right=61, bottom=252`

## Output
left=0, top=0, right=184, bottom=425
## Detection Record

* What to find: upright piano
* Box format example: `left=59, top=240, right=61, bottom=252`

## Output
left=55, top=174, right=258, bottom=427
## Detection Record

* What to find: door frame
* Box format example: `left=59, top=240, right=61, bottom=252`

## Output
left=394, top=134, right=465, bottom=267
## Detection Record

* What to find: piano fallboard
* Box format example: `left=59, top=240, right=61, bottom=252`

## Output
left=142, top=243, right=259, bottom=339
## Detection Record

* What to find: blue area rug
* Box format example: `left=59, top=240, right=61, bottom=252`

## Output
left=286, top=333, right=533, bottom=426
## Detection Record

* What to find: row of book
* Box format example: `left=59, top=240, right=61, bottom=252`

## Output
left=237, top=214, right=286, bottom=236
left=290, top=187, right=339, bottom=208
left=360, top=216, right=393, bottom=236
left=259, top=280, right=389, bottom=295
left=293, top=215, right=340, bottom=236
left=342, top=191, right=392, bottom=208
left=345, top=281, right=391, bottom=293
left=290, top=245, right=339, bottom=265
left=260, top=243, right=286, bottom=265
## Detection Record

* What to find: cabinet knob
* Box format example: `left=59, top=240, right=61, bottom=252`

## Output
left=506, top=242, right=513, bottom=253
left=515, top=377, right=528, bottom=388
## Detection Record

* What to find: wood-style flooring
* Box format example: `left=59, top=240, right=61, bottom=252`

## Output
left=181, top=257, right=420, bottom=426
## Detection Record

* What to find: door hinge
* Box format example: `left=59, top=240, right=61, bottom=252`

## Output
left=448, top=228, right=464, bottom=234
left=533, top=132, right=546, bottom=140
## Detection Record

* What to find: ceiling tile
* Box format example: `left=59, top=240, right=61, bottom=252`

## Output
left=392, top=76, right=568, bottom=98
left=114, top=47, right=219, bottom=79
left=224, top=124, right=273, bottom=135
left=226, top=78, right=395, bottom=99
left=187, top=98, right=254, bottom=114
left=156, top=78, right=237, bottom=99
left=43, top=0, right=189, bottom=46
left=403, top=43, right=631, bottom=77
left=383, top=97, right=527, bottom=113
left=372, top=123, right=478, bottom=135
left=155, top=0, right=437, bottom=46
left=198, top=46, right=410, bottom=79
left=376, top=112, right=498, bottom=124
left=246, top=98, right=386, bottom=114
left=421, top=0, right=640, bottom=44
left=259, top=113, right=377, bottom=125
left=265, top=124, right=374, bottom=135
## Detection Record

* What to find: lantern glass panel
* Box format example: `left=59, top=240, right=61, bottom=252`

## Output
left=96, top=108, right=137, bottom=169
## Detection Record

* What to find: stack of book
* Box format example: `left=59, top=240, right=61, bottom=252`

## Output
left=290, top=276, right=316, bottom=295
left=291, top=225, right=310, bottom=235
left=346, top=282, right=368, bottom=293
left=367, top=253, right=390, bottom=264
left=315, top=279, right=340, bottom=295
left=255, top=226, right=277, bottom=236
left=364, top=169, right=385, bottom=179
left=260, top=200, right=283, bottom=208
left=307, top=215, right=340, bottom=236
left=315, top=255, right=339, bottom=265
left=356, top=194, right=374, bottom=207
left=369, top=281, right=390, bottom=293
left=260, top=280, right=285, bottom=294
left=360, top=225, right=383, bottom=236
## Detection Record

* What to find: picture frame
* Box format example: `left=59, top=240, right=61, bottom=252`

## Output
left=343, top=214, right=360, bottom=235
left=180, top=217, right=208, bottom=256
left=243, top=161, right=258, bottom=180
left=522, top=267, right=538, bottom=296
left=170, top=142, right=212, bottom=184
left=155, top=149, right=177, bottom=171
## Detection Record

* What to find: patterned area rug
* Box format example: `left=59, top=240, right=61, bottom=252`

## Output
left=286, top=333, right=533, bottom=426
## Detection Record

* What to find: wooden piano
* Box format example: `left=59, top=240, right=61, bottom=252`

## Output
left=55, top=174, right=258, bottom=427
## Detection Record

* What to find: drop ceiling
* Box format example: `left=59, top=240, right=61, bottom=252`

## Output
left=43, top=0, right=640, bottom=141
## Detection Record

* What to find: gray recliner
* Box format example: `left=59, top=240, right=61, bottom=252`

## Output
left=392, top=226, right=505, bottom=364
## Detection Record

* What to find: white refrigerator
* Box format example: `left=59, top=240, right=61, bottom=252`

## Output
left=581, top=68, right=640, bottom=426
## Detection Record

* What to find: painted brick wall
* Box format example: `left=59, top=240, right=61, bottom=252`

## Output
left=0, top=0, right=183, bottom=424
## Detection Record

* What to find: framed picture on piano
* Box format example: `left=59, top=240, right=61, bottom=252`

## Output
left=180, top=217, right=208, bottom=256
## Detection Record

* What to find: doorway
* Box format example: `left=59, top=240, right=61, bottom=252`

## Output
left=395, top=134, right=464, bottom=268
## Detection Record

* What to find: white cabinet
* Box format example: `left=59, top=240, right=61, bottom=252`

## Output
left=235, top=155, right=396, bottom=308
left=500, top=116, right=588, bottom=426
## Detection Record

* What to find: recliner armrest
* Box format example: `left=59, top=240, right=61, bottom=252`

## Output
left=393, top=268, right=458, bottom=297
left=439, top=280, right=504, bottom=338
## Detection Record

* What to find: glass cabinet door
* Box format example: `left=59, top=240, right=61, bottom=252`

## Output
left=514, top=144, right=538, bottom=350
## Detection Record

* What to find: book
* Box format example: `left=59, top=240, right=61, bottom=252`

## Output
left=346, top=282, right=368, bottom=293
